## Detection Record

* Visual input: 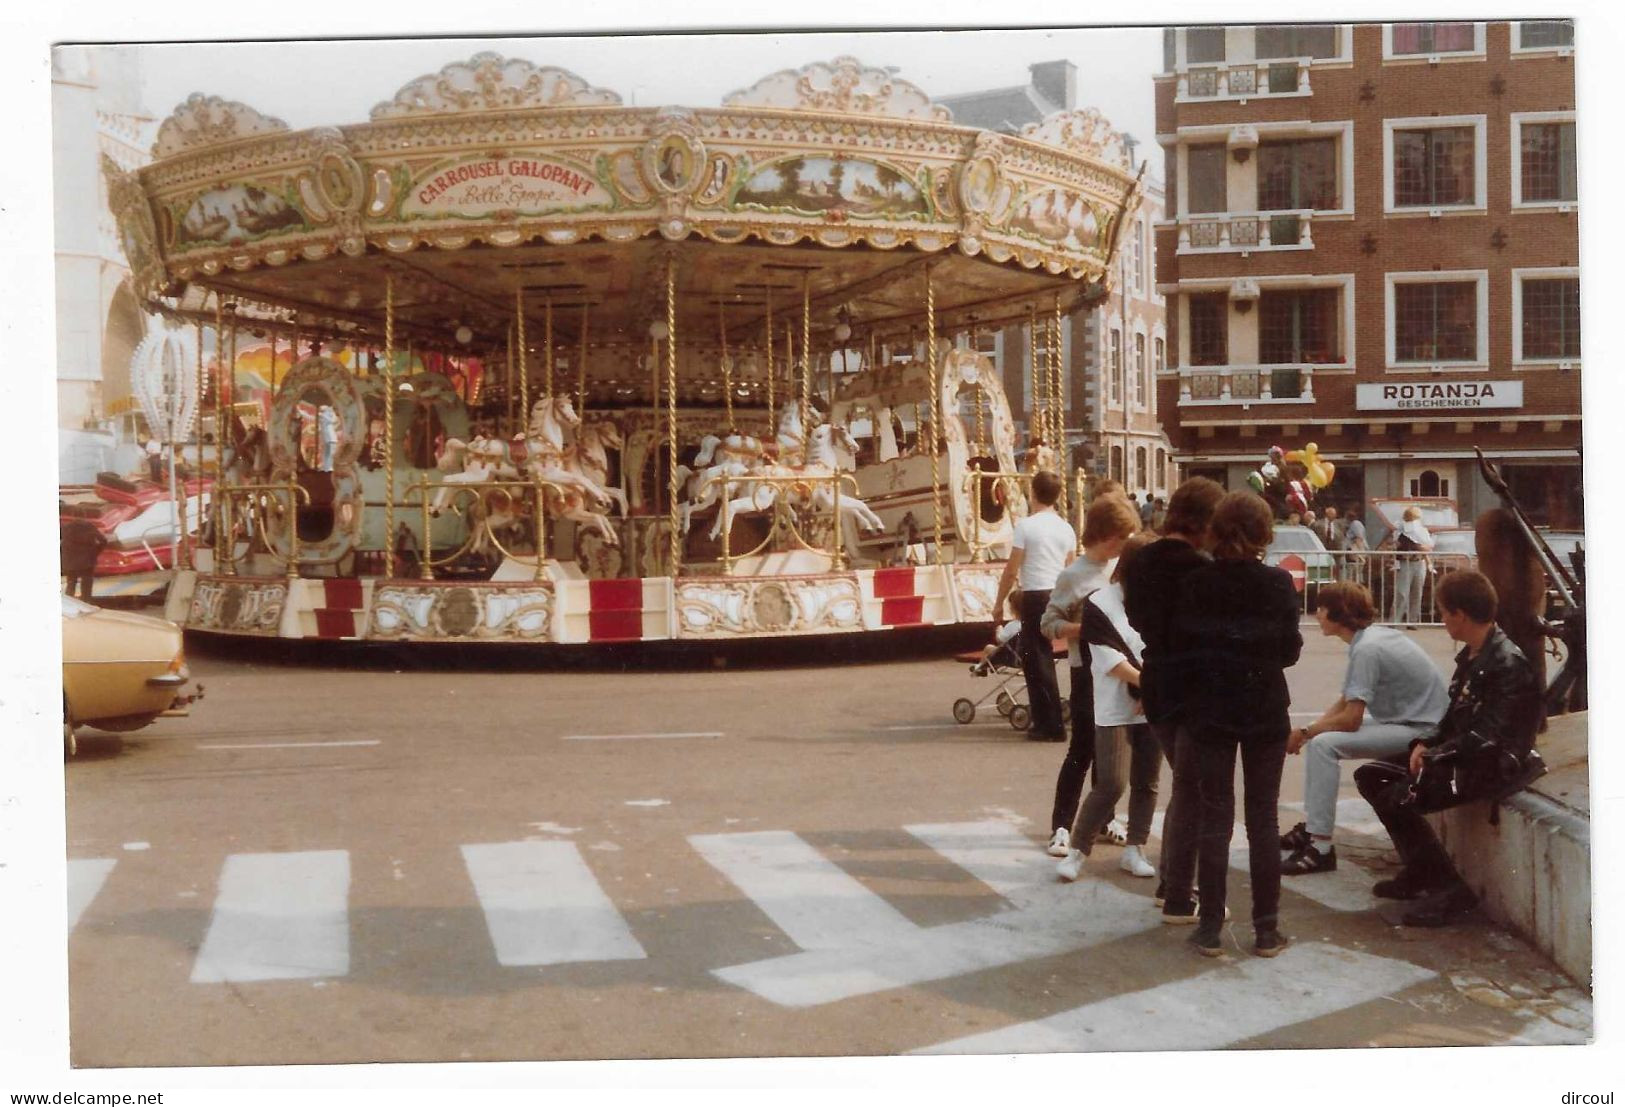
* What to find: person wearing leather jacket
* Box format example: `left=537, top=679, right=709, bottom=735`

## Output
left=1354, top=570, right=1543, bottom=926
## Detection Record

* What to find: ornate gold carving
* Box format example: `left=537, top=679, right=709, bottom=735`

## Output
left=724, top=56, right=953, bottom=122
left=188, top=578, right=287, bottom=634
left=1019, top=108, right=1134, bottom=170
left=153, top=93, right=289, bottom=159
left=675, top=576, right=863, bottom=638
left=102, top=154, right=167, bottom=298
left=369, top=53, right=622, bottom=120
left=369, top=582, right=554, bottom=640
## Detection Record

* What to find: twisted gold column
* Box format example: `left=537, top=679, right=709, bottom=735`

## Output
left=799, top=273, right=811, bottom=437
left=516, top=289, right=528, bottom=431
left=926, top=267, right=945, bottom=563
left=383, top=276, right=397, bottom=579
left=765, top=288, right=775, bottom=436
left=544, top=297, right=554, bottom=400
left=577, top=302, right=589, bottom=414
left=665, top=253, right=681, bottom=577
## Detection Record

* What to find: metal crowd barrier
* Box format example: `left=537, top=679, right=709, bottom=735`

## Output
left=1285, top=548, right=1478, bottom=626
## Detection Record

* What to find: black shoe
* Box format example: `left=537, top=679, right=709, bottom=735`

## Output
left=1373, top=871, right=1438, bottom=901
left=1153, top=880, right=1166, bottom=908
left=1254, top=930, right=1292, bottom=958
left=1161, top=898, right=1199, bottom=925
left=1189, top=923, right=1224, bottom=957
left=1281, top=843, right=1337, bottom=875
left=1402, top=887, right=1477, bottom=928
left=1279, top=821, right=1311, bottom=852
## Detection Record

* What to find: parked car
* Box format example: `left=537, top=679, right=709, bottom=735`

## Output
left=61, top=595, right=201, bottom=755
left=1429, top=528, right=1478, bottom=572
left=1265, top=525, right=1334, bottom=592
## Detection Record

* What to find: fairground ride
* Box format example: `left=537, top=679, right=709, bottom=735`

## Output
left=105, top=53, right=1142, bottom=646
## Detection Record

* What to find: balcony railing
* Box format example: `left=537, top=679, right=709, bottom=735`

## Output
left=1177, top=210, right=1316, bottom=254
left=1178, top=363, right=1321, bottom=406
left=1176, top=59, right=1312, bottom=101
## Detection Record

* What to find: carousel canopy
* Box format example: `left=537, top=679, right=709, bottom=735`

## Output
left=108, top=53, right=1144, bottom=359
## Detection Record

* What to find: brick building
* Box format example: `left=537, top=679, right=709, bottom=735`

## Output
left=942, top=62, right=1173, bottom=501
left=1154, top=21, right=1582, bottom=532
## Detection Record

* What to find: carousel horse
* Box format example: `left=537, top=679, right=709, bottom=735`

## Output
left=673, top=431, right=772, bottom=534
left=429, top=434, right=513, bottom=517
left=567, top=419, right=628, bottom=518
left=522, top=396, right=621, bottom=547
left=708, top=422, right=886, bottom=545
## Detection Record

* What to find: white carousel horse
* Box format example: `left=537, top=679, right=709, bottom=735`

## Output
left=429, top=434, right=513, bottom=517
left=672, top=431, right=772, bottom=534
left=568, top=419, right=628, bottom=518
left=775, top=404, right=811, bottom=466
left=707, top=422, right=886, bottom=544
left=523, top=396, right=622, bottom=547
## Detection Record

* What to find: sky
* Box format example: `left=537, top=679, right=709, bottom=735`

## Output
left=120, top=28, right=1166, bottom=177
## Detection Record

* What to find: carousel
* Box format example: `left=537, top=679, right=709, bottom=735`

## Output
left=105, top=53, right=1142, bottom=646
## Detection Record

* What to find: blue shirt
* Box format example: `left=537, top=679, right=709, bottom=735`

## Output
left=1343, top=625, right=1449, bottom=727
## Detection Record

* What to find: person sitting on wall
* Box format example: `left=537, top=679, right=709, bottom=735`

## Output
left=1279, top=582, right=1448, bottom=875
left=1353, top=570, right=1544, bottom=927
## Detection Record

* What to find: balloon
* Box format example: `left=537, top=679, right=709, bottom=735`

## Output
left=1247, top=470, right=1265, bottom=494
left=1286, top=480, right=1310, bottom=517
left=1260, top=460, right=1280, bottom=481
left=1286, top=441, right=1336, bottom=490
left=1319, top=460, right=1336, bottom=487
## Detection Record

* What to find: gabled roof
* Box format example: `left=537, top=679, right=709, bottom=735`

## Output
left=935, top=84, right=1059, bottom=134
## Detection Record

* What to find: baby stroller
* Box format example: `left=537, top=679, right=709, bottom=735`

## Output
left=952, top=630, right=1071, bottom=731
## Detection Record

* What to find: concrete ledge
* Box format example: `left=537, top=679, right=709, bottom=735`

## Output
left=1427, top=711, right=1591, bottom=987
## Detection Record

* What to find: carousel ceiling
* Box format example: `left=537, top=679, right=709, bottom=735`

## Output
left=110, top=53, right=1142, bottom=354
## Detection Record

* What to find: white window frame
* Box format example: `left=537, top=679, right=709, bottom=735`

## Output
left=1510, top=111, right=1578, bottom=211
left=1511, top=266, right=1581, bottom=370
left=1384, top=269, right=1489, bottom=372
left=1510, top=20, right=1576, bottom=58
left=1132, top=326, right=1150, bottom=411
left=1162, top=24, right=1353, bottom=76
left=1177, top=121, right=1355, bottom=220
left=1381, top=22, right=1486, bottom=62
left=1152, top=324, right=1169, bottom=378
left=1107, top=320, right=1124, bottom=409
left=1174, top=273, right=1356, bottom=369
left=1383, top=115, right=1487, bottom=214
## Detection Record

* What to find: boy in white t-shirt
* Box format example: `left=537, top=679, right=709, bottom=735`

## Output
left=993, top=471, right=1077, bottom=742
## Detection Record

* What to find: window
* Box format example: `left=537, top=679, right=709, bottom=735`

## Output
left=1259, top=288, right=1340, bottom=364
left=1520, top=121, right=1578, bottom=203
left=1134, top=333, right=1147, bottom=405
left=1394, top=281, right=1478, bottom=362
left=1519, top=21, right=1573, bottom=49
left=1521, top=278, right=1580, bottom=360
left=1110, top=445, right=1124, bottom=482
left=1254, top=24, right=1338, bottom=59
left=1390, top=22, right=1475, bottom=54
left=1163, top=27, right=1178, bottom=71
left=1135, top=447, right=1149, bottom=491
left=1187, top=144, right=1227, bottom=214
left=1132, top=220, right=1147, bottom=293
left=1411, top=469, right=1447, bottom=498
left=1109, top=328, right=1123, bottom=404
left=1186, top=27, right=1226, bottom=64
left=1257, top=138, right=1339, bottom=211
left=1156, top=448, right=1167, bottom=487
left=1154, top=336, right=1166, bottom=372
left=1393, top=127, right=1475, bottom=206
left=1188, top=294, right=1228, bottom=366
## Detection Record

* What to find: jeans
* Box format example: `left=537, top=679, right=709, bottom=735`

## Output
left=1393, top=559, right=1427, bottom=624
left=1151, top=720, right=1198, bottom=901
left=1019, top=589, right=1065, bottom=740
left=1172, top=730, right=1289, bottom=932
left=1049, top=665, right=1097, bottom=831
left=1301, top=720, right=1433, bottom=838
left=1071, top=723, right=1161, bottom=851
left=1354, top=759, right=1467, bottom=891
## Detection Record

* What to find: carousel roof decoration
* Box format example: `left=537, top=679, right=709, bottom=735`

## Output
left=111, top=52, right=1143, bottom=352
left=721, top=55, right=953, bottom=122
left=152, top=92, right=290, bottom=159
left=368, top=52, right=623, bottom=120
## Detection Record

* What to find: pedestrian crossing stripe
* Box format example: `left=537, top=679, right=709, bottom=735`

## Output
left=913, top=941, right=1438, bottom=1055
left=191, top=850, right=350, bottom=983
left=461, top=840, right=646, bottom=967
left=66, top=858, right=116, bottom=934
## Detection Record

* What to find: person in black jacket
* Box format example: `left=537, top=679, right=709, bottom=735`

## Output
left=1170, top=491, right=1303, bottom=957
left=1121, top=476, right=1224, bottom=917
left=60, top=515, right=108, bottom=601
left=1354, top=570, right=1543, bottom=927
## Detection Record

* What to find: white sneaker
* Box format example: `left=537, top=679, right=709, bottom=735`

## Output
left=1097, top=817, right=1128, bottom=847
left=1046, top=827, right=1071, bottom=857
left=1056, top=849, right=1086, bottom=883
left=1119, top=845, right=1156, bottom=878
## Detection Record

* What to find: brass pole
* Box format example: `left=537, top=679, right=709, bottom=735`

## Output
left=268, top=330, right=278, bottom=397
left=534, top=482, right=547, bottom=582
left=665, top=254, right=681, bottom=577
left=506, top=320, right=515, bottom=437
left=765, top=287, right=775, bottom=437
left=285, top=478, right=301, bottom=581
left=800, top=273, right=811, bottom=437
left=420, top=481, right=434, bottom=580
left=544, top=297, right=554, bottom=400
left=719, top=300, right=734, bottom=434
left=577, top=301, right=589, bottom=414
left=1028, top=304, right=1040, bottom=471
left=1052, top=295, right=1067, bottom=519
left=384, top=276, right=397, bottom=579
left=516, top=289, right=529, bottom=431
left=926, top=267, right=945, bottom=563
left=189, top=319, right=203, bottom=570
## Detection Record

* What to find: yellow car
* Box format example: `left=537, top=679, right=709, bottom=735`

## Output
left=60, top=595, right=202, bottom=755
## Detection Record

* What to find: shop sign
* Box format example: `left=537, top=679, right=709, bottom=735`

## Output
left=403, top=156, right=610, bottom=218
left=1356, top=381, right=1523, bottom=412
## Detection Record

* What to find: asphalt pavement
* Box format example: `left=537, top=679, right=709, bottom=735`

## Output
left=61, top=624, right=1592, bottom=1067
